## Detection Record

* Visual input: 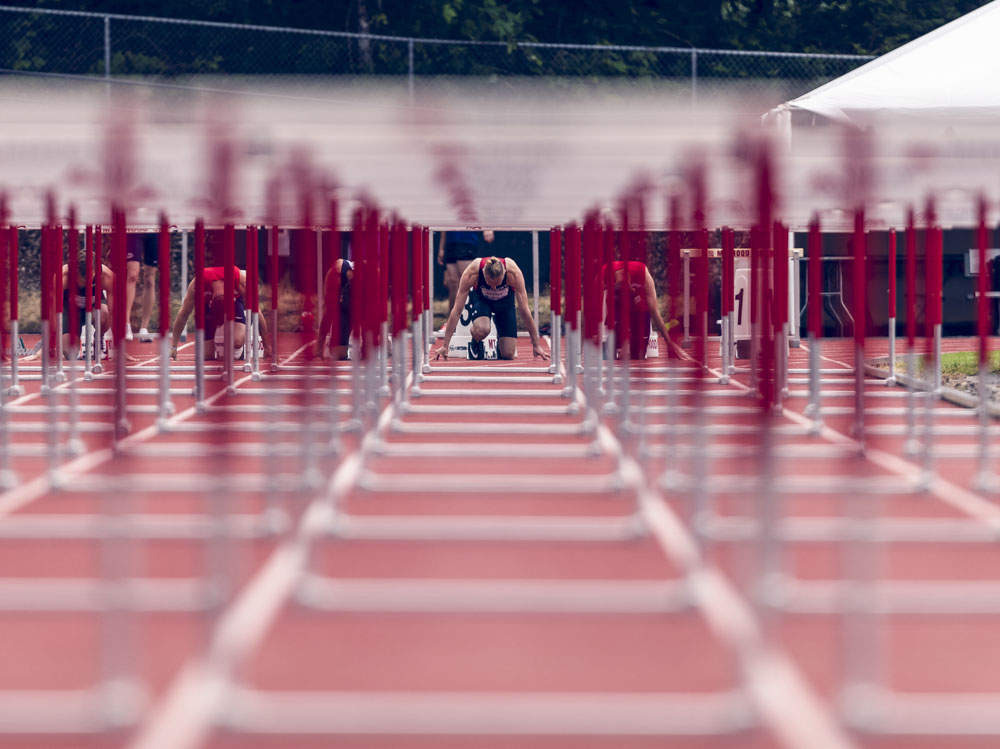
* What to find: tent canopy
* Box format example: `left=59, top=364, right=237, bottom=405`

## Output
left=784, top=0, right=1000, bottom=124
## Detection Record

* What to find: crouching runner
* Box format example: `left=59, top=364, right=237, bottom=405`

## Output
left=434, top=255, right=548, bottom=361
left=601, top=259, right=675, bottom=359
left=169, top=265, right=272, bottom=360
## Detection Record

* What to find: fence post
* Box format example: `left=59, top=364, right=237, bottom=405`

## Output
left=104, top=16, right=111, bottom=78
left=691, top=48, right=698, bottom=107
left=408, top=38, right=415, bottom=104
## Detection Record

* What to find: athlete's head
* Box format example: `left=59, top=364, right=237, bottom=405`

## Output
left=482, top=256, right=505, bottom=287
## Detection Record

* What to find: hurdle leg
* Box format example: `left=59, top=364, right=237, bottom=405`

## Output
left=549, top=313, right=563, bottom=384
left=718, top=315, right=730, bottom=385
left=422, top=308, right=432, bottom=374
left=45, top=324, right=61, bottom=485
left=349, top=336, right=363, bottom=431
left=853, top=340, right=865, bottom=454
left=378, top=321, right=390, bottom=397
left=682, top=252, right=690, bottom=348
left=805, top=333, right=823, bottom=433
left=225, top=318, right=236, bottom=396
left=65, top=350, right=84, bottom=457
left=242, top=313, right=253, bottom=374
left=40, top=319, right=51, bottom=396
left=83, top=311, right=94, bottom=381
left=903, top=349, right=920, bottom=456
left=251, top=312, right=262, bottom=382
left=92, top=309, right=103, bottom=375
left=270, top=307, right=279, bottom=373
left=114, top=339, right=130, bottom=445
left=157, top=333, right=172, bottom=430
left=0, top=346, right=17, bottom=489
left=933, top=322, right=943, bottom=395
left=727, top=310, right=736, bottom=375
left=194, top=328, right=205, bottom=413
left=918, top=373, right=935, bottom=491
left=327, top=357, right=342, bottom=456
left=975, top=358, right=995, bottom=491
left=410, top=319, right=423, bottom=398
left=54, top=316, right=66, bottom=383
left=8, top=319, right=23, bottom=395
left=602, top=329, right=617, bottom=415
left=886, top=317, right=897, bottom=386
left=393, top=329, right=405, bottom=406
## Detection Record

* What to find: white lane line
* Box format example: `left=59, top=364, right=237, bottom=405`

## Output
left=0, top=342, right=309, bottom=521
left=700, top=348, right=1000, bottom=530
left=6, top=341, right=196, bottom=408
left=597, top=424, right=857, bottom=749
left=127, top=404, right=394, bottom=749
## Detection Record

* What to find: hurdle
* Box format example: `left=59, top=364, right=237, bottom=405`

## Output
left=156, top=213, right=173, bottom=428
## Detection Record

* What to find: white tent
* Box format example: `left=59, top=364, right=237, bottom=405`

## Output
left=781, top=0, right=1000, bottom=125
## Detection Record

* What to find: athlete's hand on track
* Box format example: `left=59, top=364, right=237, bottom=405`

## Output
left=433, top=345, right=448, bottom=360
left=532, top=342, right=550, bottom=360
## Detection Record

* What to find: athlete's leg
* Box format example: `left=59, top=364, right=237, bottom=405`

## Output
left=494, top=304, right=518, bottom=359
left=470, top=316, right=492, bottom=341
left=125, top=260, right=140, bottom=333
left=498, top=337, right=517, bottom=359
left=139, top=264, right=157, bottom=332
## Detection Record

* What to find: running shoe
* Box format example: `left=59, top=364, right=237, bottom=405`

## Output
left=138, top=327, right=153, bottom=342
left=125, top=323, right=134, bottom=341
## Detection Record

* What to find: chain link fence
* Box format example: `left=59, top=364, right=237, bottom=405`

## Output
left=0, top=5, right=872, bottom=108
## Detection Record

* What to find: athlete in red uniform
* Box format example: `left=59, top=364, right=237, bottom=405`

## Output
left=169, top=265, right=272, bottom=360
left=600, top=260, right=673, bottom=359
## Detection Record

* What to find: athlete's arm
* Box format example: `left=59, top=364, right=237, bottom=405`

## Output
left=433, top=260, right=478, bottom=360
left=437, top=231, right=447, bottom=265
left=645, top=268, right=673, bottom=344
left=102, top=265, right=116, bottom=333
left=506, top=258, right=549, bottom=360
left=169, top=279, right=197, bottom=358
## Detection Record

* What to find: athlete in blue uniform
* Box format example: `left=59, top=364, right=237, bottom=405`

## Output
left=434, top=255, right=547, bottom=361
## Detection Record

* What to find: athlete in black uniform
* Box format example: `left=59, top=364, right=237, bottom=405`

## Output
left=314, top=258, right=355, bottom=360
left=436, top=230, right=494, bottom=321
left=434, top=256, right=547, bottom=361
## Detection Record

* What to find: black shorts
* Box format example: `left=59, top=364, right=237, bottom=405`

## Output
left=465, top=289, right=517, bottom=339
left=126, top=234, right=158, bottom=267
left=204, top=296, right=247, bottom=342
left=608, top=309, right=651, bottom=360
left=444, top=241, right=478, bottom=264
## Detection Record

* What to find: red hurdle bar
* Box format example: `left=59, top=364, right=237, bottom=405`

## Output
left=887, top=228, right=898, bottom=384
left=92, top=226, right=104, bottom=376
left=667, top=194, right=682, bottom=353
left=112, top=206, right=129, bottom=441
left=223, top=224, right=236, bottom=390
left=194, top=218, right=206, bottom=410
left=976, top=196, right=993, bottom=487
left=721, top=226, right=735, bottom=381
left=806, top=215, right=823, bottom=427
left=549, top=227, right=562, bottom=381
left=852, top=207, right=866, bottom=448
left=83, top=225, right=94, bottom=377
left=0, top=196, right=7, bottom=365
left=157, top=213, right=172, bottom=426
left=67, top=211, right=79, bottom=349
left=8, top=222, right=21, bottom=393
left=618, top=203, right=632, bottom=361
